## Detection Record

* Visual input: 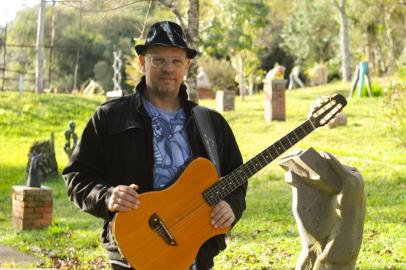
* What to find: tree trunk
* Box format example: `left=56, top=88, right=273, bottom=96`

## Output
left=333, top=0, right=351, bottom=82
left=186, top=0, right=199, bottom=103
left=238, top=54, right=245, bottom=101
left=373, top=40, right=385, bottom=74
left=366, top=33, right=375, bottom=73
left=384, top=5, right=396, bottom=75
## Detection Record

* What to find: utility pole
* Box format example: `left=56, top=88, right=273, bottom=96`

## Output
left=35, top=0, right=46, bottom=93
left=73, top=0, right=82, bottom=91
left=48, top=0, right=56, bottom=89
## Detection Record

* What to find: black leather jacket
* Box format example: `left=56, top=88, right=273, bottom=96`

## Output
left=63, top=77, right=247, bottom=269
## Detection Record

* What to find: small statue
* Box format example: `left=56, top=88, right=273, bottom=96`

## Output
left=288, top=65, right=305, bottom=90
left=27, top=153, right=42, bottom=188
left=64, top=121, right=78, bottom=158
left=264, top=63, right=286, bottom=82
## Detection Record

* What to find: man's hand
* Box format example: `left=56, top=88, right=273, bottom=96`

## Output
left=108, top=184, right=140, bottom=212
left=211, top=200, right=235, bottom=229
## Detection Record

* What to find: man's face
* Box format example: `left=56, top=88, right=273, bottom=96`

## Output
left=139, top=46, right=191, bottom=98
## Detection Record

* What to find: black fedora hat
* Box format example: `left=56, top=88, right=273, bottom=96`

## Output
left=135, top=21, right=198, bottom=59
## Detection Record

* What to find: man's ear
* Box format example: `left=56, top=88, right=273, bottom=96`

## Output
left=139, top=55, right=146, bottom=72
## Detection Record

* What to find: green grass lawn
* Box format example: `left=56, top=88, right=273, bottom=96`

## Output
left=0, top=81, right=405, bottom=269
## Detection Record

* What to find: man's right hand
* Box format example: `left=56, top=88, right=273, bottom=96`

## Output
left=108, top=184, right=140, bottom=212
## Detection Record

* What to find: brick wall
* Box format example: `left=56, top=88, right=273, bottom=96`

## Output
left=12, top=186, right=53, bottom=230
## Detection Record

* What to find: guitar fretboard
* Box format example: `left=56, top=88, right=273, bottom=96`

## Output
left=203, top=119, right=316, bottom=206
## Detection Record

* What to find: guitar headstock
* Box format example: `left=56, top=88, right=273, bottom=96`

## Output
left=308, top=94, right=347, bottom=127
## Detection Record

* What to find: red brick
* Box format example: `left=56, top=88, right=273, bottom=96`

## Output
left=34, top=206, right=52, bottom=213
left=198, top=88, right=215, bottom=99
left=22, top=207, right=35, bottom=214
left=33, top=219, right=45, bottom=228
left=22, top=218, right=34, bottom=227
left=43, top=213, right=52, bottom=220
left=41, top=201, right=53, bottom=207
left=11, top=186, right=53, bottom=231
left=264, top=80, right=286, bottom=122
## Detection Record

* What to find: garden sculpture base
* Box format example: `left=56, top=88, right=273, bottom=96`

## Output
left=12, top=186, right=53, bottom=230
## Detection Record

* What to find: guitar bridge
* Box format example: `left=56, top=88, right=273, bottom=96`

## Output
left=149, top=213, right=178, bottom=246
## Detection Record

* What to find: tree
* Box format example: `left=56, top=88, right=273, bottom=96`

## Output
left=348, top=0, right=406, bottom=75
left=332, top=0, right=352, bottom=82
left=282, top=0, right=339, bottom=74
left=186, top=0, right=199, bottom=103
left=381, top=0, right=403, bottom=74
left=4, top=1, right=153, bottom=92
left=200, top=0, right=269, bottom=96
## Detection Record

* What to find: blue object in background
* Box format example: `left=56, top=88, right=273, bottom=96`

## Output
left=357, top=61, right=369, bottom=97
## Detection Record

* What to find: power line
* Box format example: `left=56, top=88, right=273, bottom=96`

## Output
left=58, top=0, right=150, bottom=13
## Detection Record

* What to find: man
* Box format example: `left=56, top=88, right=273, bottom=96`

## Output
left=63, top=21, right=247, bottom=270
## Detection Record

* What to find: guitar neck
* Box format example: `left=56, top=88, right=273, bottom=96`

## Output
left=203, top=119, right=316, bottom=206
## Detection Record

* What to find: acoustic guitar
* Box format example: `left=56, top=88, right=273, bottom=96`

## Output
left=112, top=94, right=347, bottom=270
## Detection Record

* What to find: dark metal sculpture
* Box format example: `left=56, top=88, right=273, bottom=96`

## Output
left=27, top=153, right=41, bottom=188
left=64, top=121, right=78, bottom=158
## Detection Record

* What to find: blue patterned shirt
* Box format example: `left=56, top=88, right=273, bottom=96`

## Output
left=142, top=97, right=191, bottom=189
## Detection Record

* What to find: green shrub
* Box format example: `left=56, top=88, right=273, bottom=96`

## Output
left=199, top=57, right=238, bottom=92
left=357, top=82, right=383, bottom=97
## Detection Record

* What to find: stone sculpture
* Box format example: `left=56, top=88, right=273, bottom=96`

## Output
left=279, top=147, right=365, bottom=270
left=308, top=64, right=328, bottom=86
left=288, top=65, right=305, bottom=90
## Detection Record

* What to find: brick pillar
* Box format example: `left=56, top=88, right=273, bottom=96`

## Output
left=216, top=90, right=235, bottom=112
left=12, top=186, right=53, bottom=230
left=264, top=79, right=287, bottom=122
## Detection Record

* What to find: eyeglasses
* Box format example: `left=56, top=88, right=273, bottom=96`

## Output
left=145, top=54, right=189, bottom=69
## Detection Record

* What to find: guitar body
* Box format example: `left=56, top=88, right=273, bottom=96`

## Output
left=112, top=158, right=229, bottom=270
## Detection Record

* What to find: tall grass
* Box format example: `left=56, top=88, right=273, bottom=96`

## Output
left=0, top=82, right=405, bottom=269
